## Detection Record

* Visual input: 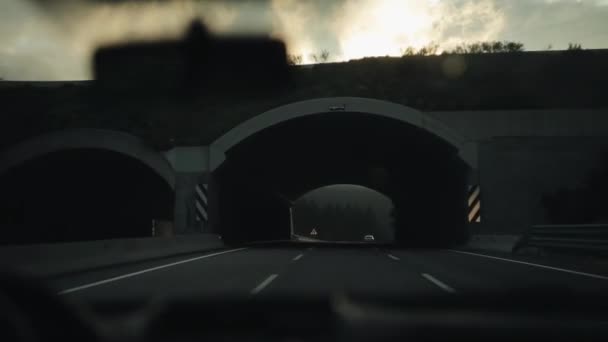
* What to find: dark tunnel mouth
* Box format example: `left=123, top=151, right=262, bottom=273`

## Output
left=215, top=112, right=471, bottom=246
left=0, top=148, right=174, bottom=245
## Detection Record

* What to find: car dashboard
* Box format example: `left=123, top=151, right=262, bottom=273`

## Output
left=2, top=272, right=608, bottom=342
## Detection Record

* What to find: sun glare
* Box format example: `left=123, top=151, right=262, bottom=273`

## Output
left=336, top=0, right=438, bottom=61
left=273, top=0, right=505, bottom=64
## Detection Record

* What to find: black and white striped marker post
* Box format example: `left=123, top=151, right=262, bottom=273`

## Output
left=467, top=184, right=481, bottom=223
left=195, top=183, right=209, bottom=223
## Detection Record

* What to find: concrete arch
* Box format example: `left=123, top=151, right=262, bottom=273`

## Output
left=211, top=97, right=475, bottom=167
left=0, top=129, right=175, bottom=190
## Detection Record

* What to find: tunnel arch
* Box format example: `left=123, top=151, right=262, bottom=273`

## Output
left=212, top=97, right=473, bottom=167
left=0, top=128, right=175, bottom=189
left=213, top=101, right=471, bottom=246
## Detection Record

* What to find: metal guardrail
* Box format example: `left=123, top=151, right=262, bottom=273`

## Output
left=291, top=233, right=325, bottom=243
left=466, top=234, right=520, bottom=253
left=514, top=224, right=608, bottom=254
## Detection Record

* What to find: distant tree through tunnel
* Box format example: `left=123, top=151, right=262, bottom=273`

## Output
left=293, top=184, right=395, bottom=242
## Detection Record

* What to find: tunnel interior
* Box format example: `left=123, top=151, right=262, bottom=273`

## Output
left=0, top=148, right=174, bottom=245
left=216, top=112, right=470, bottom=246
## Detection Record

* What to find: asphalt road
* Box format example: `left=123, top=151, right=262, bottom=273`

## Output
left=48, top=245, right=608, bottom=302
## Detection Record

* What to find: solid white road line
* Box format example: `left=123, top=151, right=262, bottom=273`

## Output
left=58, top=248, right=248, bottom=295
left=387, top=254, right=400, bottom=261
left=293, top=253, right=304, bottom=261
left=448, top=250, right=608, bottom=281
left=251, top=274, right=278, bottom=295
left=422, top=273, right=456, bottom=293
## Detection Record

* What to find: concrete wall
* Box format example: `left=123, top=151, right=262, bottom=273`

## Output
left=478, top=137, right=608, bottom=234
left=429, top=109, right=608, bottom=235
left=0, top=234, right=224, bottom=277
left=428, top=109, right=608, bottom=140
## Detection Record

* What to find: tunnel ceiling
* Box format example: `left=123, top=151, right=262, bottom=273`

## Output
left=219, top=112, right=464, bottom=200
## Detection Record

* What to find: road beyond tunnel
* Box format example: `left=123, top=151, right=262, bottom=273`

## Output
left=214, top=107, right=470, bottom=246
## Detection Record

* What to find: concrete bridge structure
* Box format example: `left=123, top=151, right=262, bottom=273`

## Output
left=1, top=50, right=607, bottom=245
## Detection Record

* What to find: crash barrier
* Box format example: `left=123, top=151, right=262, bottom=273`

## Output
left=513, top=224, right=608, bottom=255
left=465, top=234, right=520, bottom=253
left=0, top=234, right=224, bottom=277
left=291, top=234, right=325, bottom=243
left=152, top=219, right=174, bottom=237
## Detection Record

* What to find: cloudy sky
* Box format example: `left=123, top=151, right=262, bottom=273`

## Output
left=1, top=0, right=607, bottom=80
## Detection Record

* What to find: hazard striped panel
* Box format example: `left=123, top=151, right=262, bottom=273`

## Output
left=467, top=184, right=481, bottom=223
left=195, top=183, right=209, bottom=222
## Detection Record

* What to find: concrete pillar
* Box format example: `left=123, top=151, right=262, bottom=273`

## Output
left=173, top=172, right=203, bottom=234
left=164, top=146, right=225, bottom=235
left=463, top=141, right=482, bottom=235
left=205, top=172, right=220, bottom=234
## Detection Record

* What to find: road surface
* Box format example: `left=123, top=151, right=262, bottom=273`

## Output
left=48, top=245, right=608, bottom=302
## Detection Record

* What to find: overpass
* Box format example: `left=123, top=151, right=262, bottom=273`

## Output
left=1, top=50, right=607, bottom=245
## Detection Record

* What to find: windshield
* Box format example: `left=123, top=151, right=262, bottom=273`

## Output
left=1, top=0, right=607, bottom=306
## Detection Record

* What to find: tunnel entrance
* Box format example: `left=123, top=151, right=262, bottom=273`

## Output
left=0, top=148, right=174, bottom=245
left=215, top=110, right=469, bottom=246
